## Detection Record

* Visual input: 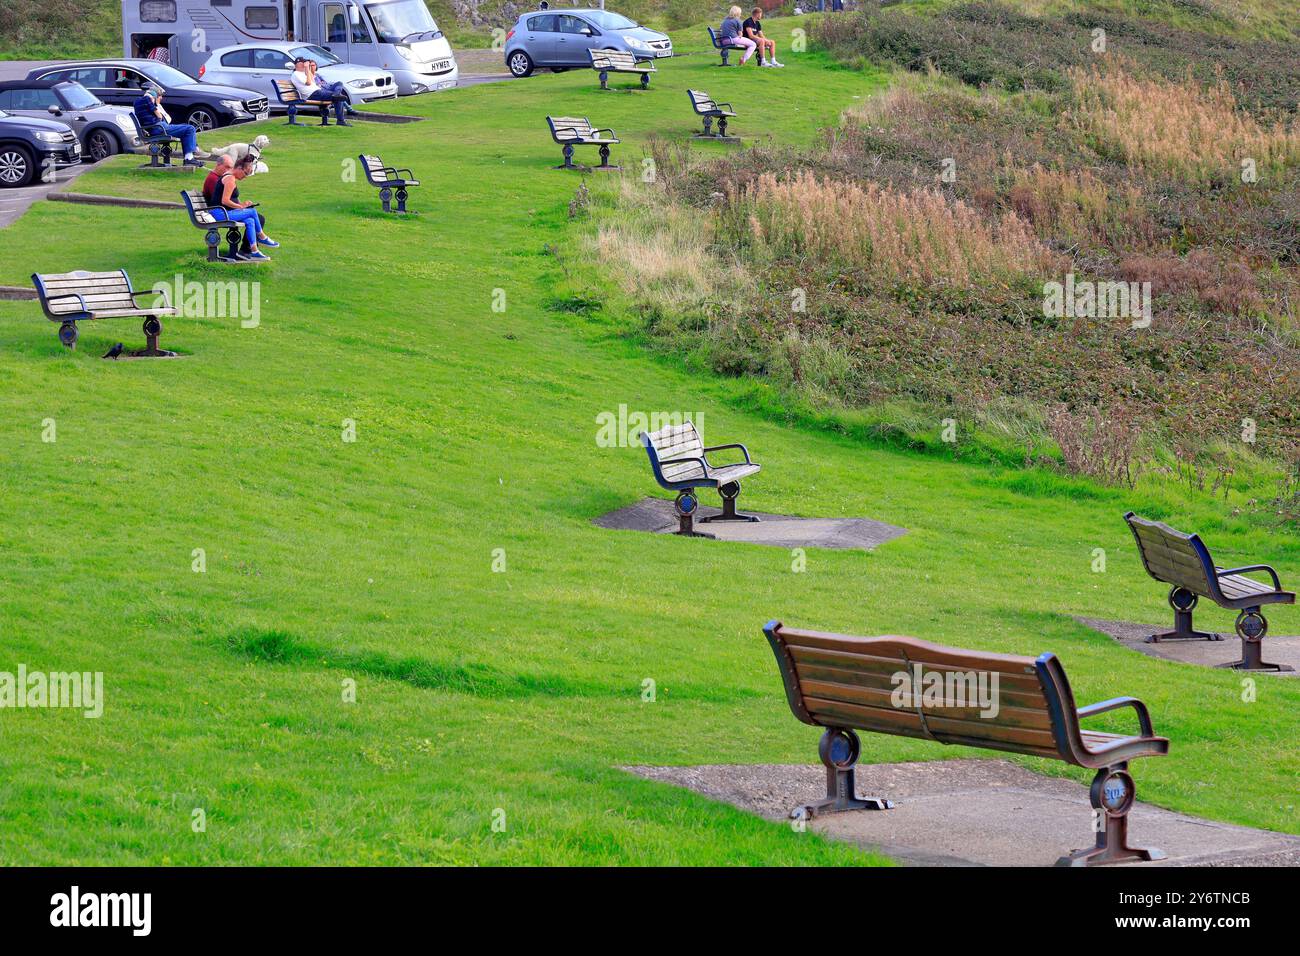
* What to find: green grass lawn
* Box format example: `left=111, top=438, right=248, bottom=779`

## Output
left=0, top=21, right=1296, bottom=865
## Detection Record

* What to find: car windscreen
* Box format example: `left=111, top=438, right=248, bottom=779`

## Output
left=365, top=0, right=439, bottom=44
left=56, top=83, right=102, bottom=110
left=135, top=61, right=197, bottom=86
left=290, top=45, right=342, bottom=66
left=585, top=12, right=638, bottom=29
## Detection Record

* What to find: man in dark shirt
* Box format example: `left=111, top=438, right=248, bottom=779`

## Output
left=132, top=86, right=205, bottom=166
left=742, top=7, right=783, bottom=68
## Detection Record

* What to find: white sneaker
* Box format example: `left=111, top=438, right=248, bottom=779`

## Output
left=773, top=60, right=785, bottom=67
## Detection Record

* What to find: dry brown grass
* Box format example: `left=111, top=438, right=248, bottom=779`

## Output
left=1068, top=64, right=1300, bottom=183
left=745, top=170, right=1057, bottom=286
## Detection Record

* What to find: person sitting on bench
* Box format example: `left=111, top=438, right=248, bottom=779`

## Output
left=132, top=85, right=207, bottom=167
left=742, top=7, right=783, bottom=67
left=204, top=153, right=279, bottom=261
left=719, top=7, right=757, bottom=65
left=291, top=58, right=351, bottom=126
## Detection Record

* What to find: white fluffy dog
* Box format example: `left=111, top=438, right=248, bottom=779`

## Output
left=208, top=135, right=271, bottom=174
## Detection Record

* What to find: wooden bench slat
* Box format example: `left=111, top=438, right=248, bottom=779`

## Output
left=799, top=679, right=1055, bottom=730
left=794, top=661, right=1050, bottom=709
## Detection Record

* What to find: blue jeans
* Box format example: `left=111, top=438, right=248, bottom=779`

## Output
left=212, top=207, right=263, bottom=250
left=156, top=122, right=198, bottom=156
left=308, top=90, right=348, bottom=123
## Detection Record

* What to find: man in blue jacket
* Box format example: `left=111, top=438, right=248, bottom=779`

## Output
left=132, top=86, right=205, bottom=167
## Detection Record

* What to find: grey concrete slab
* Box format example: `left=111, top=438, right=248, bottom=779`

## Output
left=594, top=496, right=907, bottom=551
left=1077, top=616, right=1300, bottom=675
left=626, top=759, right=1300, bottom=866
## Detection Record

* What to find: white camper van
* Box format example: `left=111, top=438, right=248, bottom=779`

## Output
left=123, top=0, right=458, bottom=94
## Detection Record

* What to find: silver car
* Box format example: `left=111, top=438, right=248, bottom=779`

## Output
left=0, top=80, right=141, bottom=161
left=199, top=43, right=398, bottom=107
left=504, top=8, right=673, bottom=78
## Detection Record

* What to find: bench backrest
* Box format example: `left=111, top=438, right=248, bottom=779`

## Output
left=688, top=89, right=717, bottom=114
left=763, top=621, right=1089, bottom=764
left=1124, top=512, right=1217, bottom=597
left=548, top=116, right=596, bottom=141
left=273, top=78, right=304, bottom=103
left=640, top=422, right=705, bottom=485
left=359, top=154, right=389, bottom=185
left=31, top=270, right=134, bottom=316
left=181, top=189, right=222, bottom=225
left=589, top=49, right=648, bottom=70
left=707, top=26, right=722, bottom=48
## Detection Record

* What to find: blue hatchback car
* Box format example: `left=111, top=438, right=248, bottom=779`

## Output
left=504, top=8, right=673, bottom=77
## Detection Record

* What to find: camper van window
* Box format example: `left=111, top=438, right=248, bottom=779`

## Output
left=245, top=6, right=280, bottom=29
left=139, top=1, right=177, bottom=23
left=364, top=0, right=439, bottom=45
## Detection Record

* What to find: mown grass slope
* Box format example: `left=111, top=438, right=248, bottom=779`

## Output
left=0, top=23, right=1296, bottom=864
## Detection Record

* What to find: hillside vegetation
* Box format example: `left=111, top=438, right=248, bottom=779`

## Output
left=580, top=3, right=1300, bottom=508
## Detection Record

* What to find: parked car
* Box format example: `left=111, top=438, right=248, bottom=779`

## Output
left=504, top=8, right=672, bottom=78
left=198, top=42, right=397, bottom=108
left=0, top=80, right=142, bottom=162
left=0, top=109, right=80, bottom=188
left=25, top=60, right=269, bottom=131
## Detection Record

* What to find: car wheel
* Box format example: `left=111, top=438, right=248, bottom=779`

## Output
left=0, top=144, right=35, bottom=187
left=187, top=107, right=218, bottom=131
left=508, top=51, right=534, bottom=78
left=87, top=129, right=119, bottom=163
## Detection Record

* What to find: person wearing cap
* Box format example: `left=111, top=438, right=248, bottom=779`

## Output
left=132, top=85, right=206, bottom=167
left=290, top=58, right=350, bottom=126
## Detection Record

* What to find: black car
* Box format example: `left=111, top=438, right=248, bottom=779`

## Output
left=25, top=59, right=269, bottom=132
left=0, top=109, right=80, bottom=188
left=0, top=80, right=142, bottom=162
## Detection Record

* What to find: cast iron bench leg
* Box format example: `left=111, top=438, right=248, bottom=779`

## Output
left=379, top=186, right=392, bottom=213
left=225, top=226, right=241, bottom=261
left=596, top=144, right=616, bottom=170
left=205, top=227, right=220, bottom=262
left=794, top=729, right=894, bottom=820
left=599, top=70, right=609, bottom=90
left=286, top=104, right=301, bottom=126
left=640, top=72, right=650, bottom=89
left=718, top=115, right=729, bottom=138
left=1218, top=608, right=1293, bottom=672
left=673, top=490, right=715, bottom=539
left=1147, top=587, right=1220, bottom=642
left=700, top=481, right=759, bottom=523
left=1057, top=766, right=1165, bottom=866
left=720, top=47, right=730, bottom=66
left=395, top=187, right=408, bottom=214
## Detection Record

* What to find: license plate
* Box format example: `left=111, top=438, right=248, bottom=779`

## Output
left=655, top=50, right=673, bottom=58
left=72, top=143, right=81, bottom=155
left=256, top=110, right=270, bottom=122
left=437, top=80, right=455, bottom=90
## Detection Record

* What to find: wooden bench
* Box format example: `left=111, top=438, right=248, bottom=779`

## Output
left=181, top=189, right=261, bottom=262
left=639, top=421, right=760, bottom=537
left=588, top=48, right=656, bottom=90
left=31, top=269, right=176, bottom=356
left=546, top=117, right=620, bottom=172
left=707, top=26, right=733, bottom=66
left=273, top=79, right=330, bottom=126
left=688, top=89, right=737, bottom=139
left=359, top=154, right=420, bottom=213
left=1125, top=512, right=1294, bottom=671
left=130, top=113, right=181, bottom=168
left=763, top=621, right=1170, bottom=866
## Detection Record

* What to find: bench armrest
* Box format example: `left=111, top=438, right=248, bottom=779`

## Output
left=131, top=287, right=173, bottom=310
left=592, top=127, right=617, bottom=138
left=44, top=291, right=90, bottom=313
left=1077, top=697, right=1154, bottom=738
left=392, top=167, right=416, bottom=179
left=716, top=102, right=735, bottom=112
left=703, top=442, right=752, bottom=466
left=1217, top=564, right=1283, bottom=590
